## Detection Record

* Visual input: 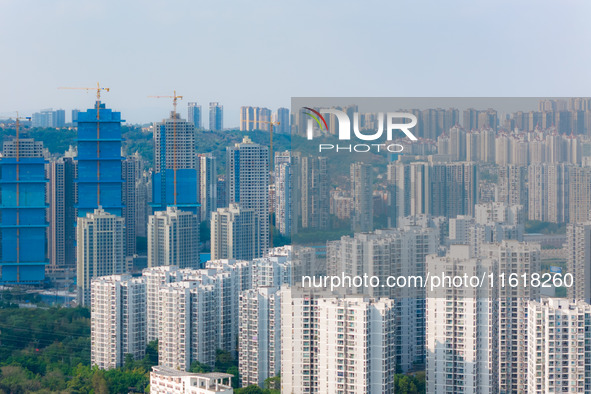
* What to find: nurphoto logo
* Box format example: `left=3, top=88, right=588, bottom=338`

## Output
left=304, top=107, right=418, bottom=153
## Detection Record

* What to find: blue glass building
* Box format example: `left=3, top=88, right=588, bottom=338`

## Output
left=76, top=102, right=124, bottom=217
left=0, top=138, right=49, bottom=283
left=151, top=169, right=199, bottom=215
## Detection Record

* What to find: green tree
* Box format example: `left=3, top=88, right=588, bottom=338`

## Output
left=264, top=374, right=280, bottom=391
left=189, top=361, right=212, bottom=373
left=92, top=370, right=109, bottom=394
left=235, top=385, right=264, bottom=394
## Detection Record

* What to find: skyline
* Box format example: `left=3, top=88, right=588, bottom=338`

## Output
left=2, top=0, right=591, bottom=124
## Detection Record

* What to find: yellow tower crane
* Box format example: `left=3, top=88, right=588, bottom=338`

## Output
left=148, top=91, right=184, bottom=206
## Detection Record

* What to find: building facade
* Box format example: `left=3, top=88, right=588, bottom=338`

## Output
left=148, top=207, right=200, bottom=269
left=0, top=137, right=48, bottom=283
left=77, top=208, right=125, bottom=306
left=91, top=274, right=146, bottom=369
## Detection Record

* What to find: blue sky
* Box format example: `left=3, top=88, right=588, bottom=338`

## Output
left=1, top=0, right=590, bottom=125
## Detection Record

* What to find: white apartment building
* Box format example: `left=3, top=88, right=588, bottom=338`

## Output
left=150, top=366, right=233, bottom=394
left=449, top=203, right=524, bottom=257
left=252, top=253, right=292, bottom=289
left=226, top=137, right=269, bottom=253
left=211, top=203, right=261, bottom=260
left=566, top=222, right=591, bottom=303
left=280, top=288, right=396, bottom=394
left=148, top=206, right=200, bottom=269
left=481, top=240, right=541, bottom=393
left=77, top=208, right=125, bottom=306
left=350, top=162, right=373, bottom=233
left=199, top=153, right=217, bottom=221
left=153, top=113, right=197, bottom=173
left=527, top=298, right=591, bottom=393
left=281, top=289, right=319, bottom=393
left=315, top=297, right=396, bottom=394
left=91, top=274, right=146, bottom=369
left=274, top=151, right=292, bottom=236
left=426, top=245, right=497, bottom=393
left=238, top=286, right=281, bottom=388
left=143, top=265, right=183, bottom=342
left=327, top=225, right=438, bottom=371
left=158, top=280, right=217, bottom=371
left=528, top=163, right=570, bottom=223
left=92, top=260, right=257, bottom=374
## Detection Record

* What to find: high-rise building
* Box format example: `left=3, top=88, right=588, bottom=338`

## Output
left=238, top=286, right=281, bottom=388
left=199, top=153, right=217, bottom=221
left=32, top=108, right=66, bottom=128
left=431, top=162, right=479, bottom=218
left=90, top=261, right=254, bottom=375
left=209, top=102, right=223, bottom=131
left=566, top=222, right=591, bottom=303
left=143, top=266, right=184, bottom=342
left=528, top=163, right=570, bottom=223
left=76, top=102, right=124, bottom=217
left=497, top=165, right=527, bottom=207
left=387, top=160, right=478, bottom=220
left=276, top=107, right=290, bottom=134
left=226, top=136, right=269, bottom=252
left=298, top=156, right=330, bottom=231
left=240, top=106, right=272, bottom=131
left=449, top=203, right=524, bottom=257
left=527, top=298, right=591, bottom=393
left=216, top=176, right=227, bottom=209
left=148, top=207, right=200, bottom=269
left=91, top=274, right=146, bottom=369
left=426, top=245, right=497, bottom=393
left=48, top=156, right=77, bottom=272
left=77, top=208, right=125, bottom=306
left=280, top=289, right=396, bottom=394
left=481, top=241, right=541, bottom=393
left=187, top=102, right=203, bottom=130
left=158, top=280, right=217, bottom=371
left=122, top=154, right=143, bottom=256
left=252, top=250, right=292, bottom=289
left=204, top=259, right=254, bottom=353
left=568, top=166, right=591, bottom=223
left=152, top=112, right=199, bottom=216
left=135, top=169, right=151, bottom=238
left=153, top=112, right=197, bottom=173
left=0, top=137, right=48, bottom=283
left=211, top=203, right=261, bottom=260
left=387, top=161, right=429, bottom=225
left=350, top=162, right=373, bottom=232
left=274, top=151, right=291, bottom=236
left=71, top=109, right=80, bottom=125
left=327, top=225, right=438, bottom=370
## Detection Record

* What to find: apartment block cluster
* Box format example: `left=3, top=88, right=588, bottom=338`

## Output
left=8, top=97, right=591, bottom=393
left=90, top=250, right=291, bottom=378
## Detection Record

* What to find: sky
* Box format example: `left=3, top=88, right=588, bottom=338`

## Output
left=1, top=0, right=591, bottom=126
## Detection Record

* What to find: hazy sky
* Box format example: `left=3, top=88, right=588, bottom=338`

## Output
left=1, top=0, right=590, bottom=125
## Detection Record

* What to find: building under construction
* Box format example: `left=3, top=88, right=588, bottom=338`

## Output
left=0, top=136, right=48, bottom=283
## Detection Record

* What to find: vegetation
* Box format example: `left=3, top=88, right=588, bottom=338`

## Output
left=525, top=220, right=566, bottom=235
left=0, top=304, right=157, bottom=393
left=200, top=220, right=211, bottom=252
left=0, top=127, right=76, bottom=155
left=189, top=349, right=239, bottom=388
left=394, top=371, right=426, bottom=393
left=122, top=126, right=153, bottom=167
